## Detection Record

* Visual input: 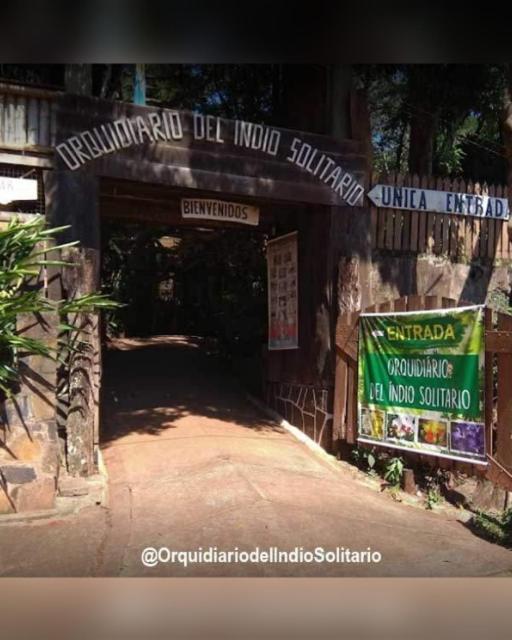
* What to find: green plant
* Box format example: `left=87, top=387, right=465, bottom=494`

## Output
left=366, top=450, right=378, bottom=476
left=420, top=467, right=450, bottom=510
left=0, top=215, right=120, bottom=399
left=471, top=509, right=512, bottom=547
left=350, top=446, right=366, bottom=466
left=350, top=446, right=378, bottom=475
left=384, top=456, right=404, bottom=487
left=0, top=216, right=75, bottom=396
left=425, top=487, right=442, bottom=510
left=56, top=292, right=123, bottom=405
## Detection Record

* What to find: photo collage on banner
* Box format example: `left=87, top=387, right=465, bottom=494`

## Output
left=357, top=305, right=487, bottom=464
left=267, top=232, right=298, bottom=351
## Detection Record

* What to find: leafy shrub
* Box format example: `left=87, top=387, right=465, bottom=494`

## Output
left=0, top=215, right=119, bottom=399
left=351, top=446, right=379, bottom=475
left=425, top=487, right=442, bottom=510
left=471, top=509, right=512, bottom=547
left=384, top=457, right=404, bottom=487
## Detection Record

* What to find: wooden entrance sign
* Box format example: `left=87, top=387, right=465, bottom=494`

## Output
left=55, top=94, right=366, bottom=207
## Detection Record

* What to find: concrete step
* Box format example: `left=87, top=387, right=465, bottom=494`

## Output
left=0, top=462, right=56, bottom=515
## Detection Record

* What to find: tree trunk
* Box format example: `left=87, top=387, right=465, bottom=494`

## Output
left=64, top=64, right=92, bottom=96
left=407, top=68, right=437, bottom=176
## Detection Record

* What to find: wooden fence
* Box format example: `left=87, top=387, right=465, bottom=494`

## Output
left=333, top=295, right=512, bottom=490
left=370, top=173, right=511, bottom=262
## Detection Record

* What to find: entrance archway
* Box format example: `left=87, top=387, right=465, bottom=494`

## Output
left=97, top=178, right=298, bottom=447
left=41, top=93, right=366, bottom=478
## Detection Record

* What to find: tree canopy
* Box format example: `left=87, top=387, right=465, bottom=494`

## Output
left=2, top=62, right=509, bottom=183
left=355, top=64, right=508, bottom=183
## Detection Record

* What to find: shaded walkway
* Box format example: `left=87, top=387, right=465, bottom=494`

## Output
left=99, top=336, right=512, bottom=577
left=101, top=335, right=276, bottom=443
left=1, top=336, right=511, bottom=576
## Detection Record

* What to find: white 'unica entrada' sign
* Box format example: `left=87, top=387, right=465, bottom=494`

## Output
left=367, top=184, right=509, bottom=220
left=0, top=177, right=38, bottom=205
left=181, top=198, right=259, bottom=226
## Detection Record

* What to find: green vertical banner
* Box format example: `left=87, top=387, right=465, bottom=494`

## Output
left=357, top=305, right=486, bottom=464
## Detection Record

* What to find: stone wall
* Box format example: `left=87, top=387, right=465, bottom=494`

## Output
left=0, top=312, right=60, bottom=514
left=363, top=254, right=512, bottom=309
left=266, top=381, right=333, bottom=451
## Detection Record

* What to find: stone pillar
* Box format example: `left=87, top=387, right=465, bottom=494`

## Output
left=61, top=247, right=101, bottom=476
left=43, top=168, right=101, bottom=478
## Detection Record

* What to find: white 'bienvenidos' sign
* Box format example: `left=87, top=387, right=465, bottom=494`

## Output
left=367, top=184, right=509, bottom=221
left=0, top=177, right=38, bottom=205
left=181, top=198, right=260, bottom=226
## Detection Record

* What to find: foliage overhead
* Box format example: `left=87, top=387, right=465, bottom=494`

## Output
left=2, top=62, right=509, bottom=183
left=101, top=223, right=267, bottom=359
left=355, top=64, right=508, bottom=182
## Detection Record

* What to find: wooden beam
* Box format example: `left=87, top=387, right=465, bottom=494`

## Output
left=0, top=151, right=53, bottom=168
left=95, top=153, right=363, bottom=207
left=485, top=330, right=512, bottom=354
left=335, top=319, right=358, bottom=362
left=0, top=82, right=60, bottom=101
left=486, top=454, right=512, bottom=492
left=100, top=176, right=304, bottom=211
left=0, top=143, right=53, bottom=154
left=101, top=203, right=272, bottom=231
left=0, top=212, right=38, bottom=222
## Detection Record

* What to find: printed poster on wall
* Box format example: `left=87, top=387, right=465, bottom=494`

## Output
left=267, top=232, right=298, bottom=350
left=357, top=305, right=486, bottom=464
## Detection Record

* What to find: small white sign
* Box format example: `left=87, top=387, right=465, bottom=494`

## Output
left=181, top=198, right=259, bottom=226
left=367, top=184, right=509, bottom=221
left=0, top=177, right=38, bottom=205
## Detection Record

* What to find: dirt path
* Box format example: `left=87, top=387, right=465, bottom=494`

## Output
left=1, top=335, right=511, bottom=576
